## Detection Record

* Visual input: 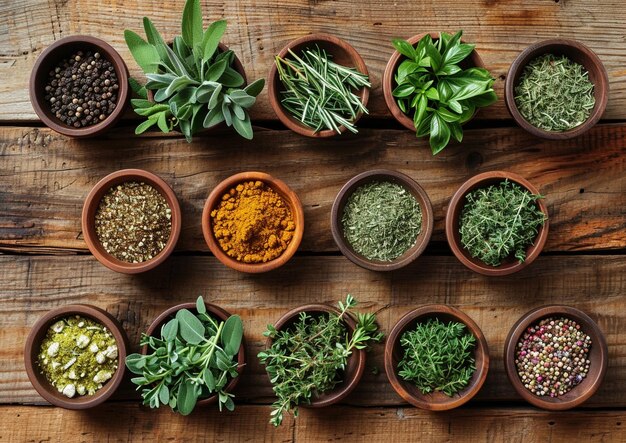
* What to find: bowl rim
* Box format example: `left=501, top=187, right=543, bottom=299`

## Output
left=504, top=38, right=609, bottom=140
left=503, top=305, right=608, bottom=410
left=24, top=304, right=128, bottom=409
left=143, top=301, right=246, bottom=406
left=445, top=170, right=549, bottom=276
left=81, top=168, right=182, bottom=274
left=29, top=35, right=130, bottom=138
left=267, top=32, right=370, bottom=138
left=330, top=169, right=434, bottom=271
left=382, top=31, right=485, bottom=132
left=265, top=303, right=366, bottom=407
left=201, top=171, right=304, bottom=273
left=384, top=304, right=490, bottom=410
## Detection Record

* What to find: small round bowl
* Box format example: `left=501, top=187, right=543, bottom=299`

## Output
left=445, top=171, right=549, bottom=276
left=29, top=35, right=130, bottom=138
left=24, top=304, right=128, bottom=409
left=82, top=169, right=182, bottom=274
left=383, top=32, right=485, bottom=131
left=504, top=305, right=608, bottom=410
left=268, top=33, right=370, bottom=137
left=144, top=302, right=246, bottom=407
left=202, top=171, right=304, bottom=273
left=505, top=39, right=609, bottom=140
left=331, top=169, right=434, bottom=271
left=265, top=304, right=366, bottom=407
left=384, top=305, right=489, bottom=411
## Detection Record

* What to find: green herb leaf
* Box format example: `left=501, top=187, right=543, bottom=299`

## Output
left=203, top=368, right=216, bottom=391
left=159, top=385, right=170, bottom=404
left=161, top=318, right=179, bottom=342
left=221, top=315, right=243, bottom=356
left=177, top=380, right=198, bottom=416
left=181, top=0, right=203, bottom=48
left=196, top=295, right=206, bottom=314
left=202, top=20, right=227, bottom=62
left=124, top=30, right=160, bottom=74
left=429, top=113, right=451, bottom=155
left=176, top=309, right=205, bottom=345
left=392, top=38, right=417, bottom=60
left=244, top=78, right=265, bottom=97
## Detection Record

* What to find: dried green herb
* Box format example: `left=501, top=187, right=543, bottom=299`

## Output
left=398, top=318, right=476, bottom=397
left=276, top=46, right=370, bottom=134
left=258, top=295, right=383, bottom=426
left=341, top=181, right=422, bottom=261
left=514, top=54, right=595, bottom=131
left=459, top=180, right=547, bottom=266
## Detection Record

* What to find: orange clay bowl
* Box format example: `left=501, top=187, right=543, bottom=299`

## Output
left=202, top=171, right=304, bottom=273
left=267, top=33, right=370, bottom=137
left=385, top=305, right=489, bottom=411
left=82, top=169, right=182, bottom=274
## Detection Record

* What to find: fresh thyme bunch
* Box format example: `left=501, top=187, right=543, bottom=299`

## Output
left=258, top=295, right=382, bottom=426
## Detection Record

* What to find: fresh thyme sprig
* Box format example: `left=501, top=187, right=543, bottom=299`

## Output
left=258, top=295, right=382, bottom=426
left=398, top=318, right=476, bottom=397
left=275, top=47, right=371, bottom=134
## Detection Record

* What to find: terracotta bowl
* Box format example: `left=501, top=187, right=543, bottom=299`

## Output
left=202, top=171, right=304, bottom=273
left=384, top=305, right=489, bottom=411
left=330, top=169, right=434, bottom=271
left=445, top=171, right=549, bottom=276
left=267, top=33, right=370, bottom=137
left=504, top=305, right=608, bottom=410
left=505, top=39, right=609, bottom=140
left=29, top=35, right=129, bottom=138
left=265, top=304, right=366, bottom=407
left=143, top=302, right=246, bottom=406
left=82, top=169, right=182, bottom=274
left=383, top=32, right=485, bottom=131
left=24, top=304, right=128, bottom=409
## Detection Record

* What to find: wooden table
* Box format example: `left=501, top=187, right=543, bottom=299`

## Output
left=1, top=1, right=625, bottom=441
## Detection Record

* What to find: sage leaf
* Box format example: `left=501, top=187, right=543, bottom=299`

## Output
left=124, top=30, right=160, bottom=74
left=161, top=318, right=179, bottom=342
left=203, top=368, right=216, bottom=391
left=203, top=106, right=225, bottom=128
left=177, top=380, right=198, bottom=416
left=232, top=113, right=252, bottom=140
left=206, top=59, right=227, bottom=82
left=221, top=315, right=243, bottom=356
left=219, top=67, right=245, bottom=88
left=176, top=309, right=205, bottom=345
left=157, top=112, right=169, bottom=133
left=244, top=78, right=265, bottom=97
left=159, top=384, right=170, bottom=404
left=181, top=0, right=203, bottom=48
left=196, top=295, right=206, bottom=314
left=202, top=20, right=227, bottom=62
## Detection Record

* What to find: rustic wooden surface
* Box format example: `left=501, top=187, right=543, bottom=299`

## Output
left=1, top=0, right=625, bottom=442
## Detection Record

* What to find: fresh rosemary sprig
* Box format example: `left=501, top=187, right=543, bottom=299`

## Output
left=398, top=318, right=476, bottom=397
left=459, top=180, right=547, bottom=266
left=514, top=54, right=595, bottom=131
left=258, top=295, right=382, bottom=426
left=275, top=47, right=371, bottom=134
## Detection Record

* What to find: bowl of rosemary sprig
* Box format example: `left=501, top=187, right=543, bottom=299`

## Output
left=268, top=33, right=371, bottom=137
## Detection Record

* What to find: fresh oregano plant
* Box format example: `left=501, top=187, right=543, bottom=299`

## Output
left=124, top=0, right=265, bottom=141
left=258, top=295, right=383, bottom=426
left=125, top=296, right=243, bottom=415
left=391, top=30, right=497, bottom=154
left=398, top=318, right=476, bottom=396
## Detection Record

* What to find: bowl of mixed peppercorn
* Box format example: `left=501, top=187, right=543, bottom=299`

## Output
left=504, top=305, right=608, bottom=410
left=29, top=35, right=129, bottom=137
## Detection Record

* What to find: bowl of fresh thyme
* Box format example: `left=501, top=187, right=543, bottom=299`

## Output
left=505, top=39, right=609, bottom=140
left=384, top=305, right=489, bottom=411
left=331, top=170, right=433, bottom=271
left=445, top=171, right=549, bottom=276
left=267, top=33, right=371, bottom=137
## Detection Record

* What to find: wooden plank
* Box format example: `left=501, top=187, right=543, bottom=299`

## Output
left=1, top=124, right=625, bottom=254
left=2, top=0, right=626, bottom=122
left=0, top=404, right=624, bottom=443
left=2, top=255, right=624, bottom=407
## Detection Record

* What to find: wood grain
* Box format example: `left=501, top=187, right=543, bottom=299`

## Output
left=2, top=255, right=624, bottom=407
left=0, top=124, right=625, bottom=254
left=2, top=1, right=626, bottom=122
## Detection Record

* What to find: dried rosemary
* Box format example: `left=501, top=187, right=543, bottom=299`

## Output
left=341, top=181, right=422, bottom=261
left=514, top=54, right=595, bottom=131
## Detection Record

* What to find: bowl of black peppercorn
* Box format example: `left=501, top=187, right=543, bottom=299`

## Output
left=30, top=35, right=129, bottom=138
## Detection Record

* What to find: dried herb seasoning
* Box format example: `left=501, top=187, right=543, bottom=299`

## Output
left=459, top=180, right=546, bottom=267
left=341, top=181, right=422, bottom=261
left=514, top=54, right=595, bottom=131
left=38, top=315, right=118, bottom=398
left=95, top=181, right=172, bottom=263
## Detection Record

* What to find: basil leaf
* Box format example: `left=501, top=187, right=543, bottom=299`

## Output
left=437, top=107, right=461, bottom=123
left=177, top=380, right=198, bottom=416
left=392, top=84, right=415, bottom=98
left=450, top=121, right=463, bottom=143
left=425, top=41, right=442, bottom=73
left=413, top=94, right=428, bottom=129
left=176, top=309, right=205, bottom=345
left=221, top=315, right=244, bottom=356
left=392, top=39, right=417, bottom=60
left=429, top=113, right=451, bottom=155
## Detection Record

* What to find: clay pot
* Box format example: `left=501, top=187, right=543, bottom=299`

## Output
left=384, top=305, right=489, bottom=411
left=82, top=169, right=182, bottom=274
left=267, top=33, right=370, bottom=137
left=505, top=39, right=609, bottom=140
left=24, top=304, right=128, bottom=409
left=202, top=171, right=304, bottom=273
left=29, top=35, right=129, bottom=137
left=330, top=169, right=434, bottom=271
left=504, top=305, right=608, bottom=410
left=445, top=171, right=549, bottom=276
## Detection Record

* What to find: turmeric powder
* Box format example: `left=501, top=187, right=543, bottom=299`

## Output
left=211, top=180, right=295, bottom=263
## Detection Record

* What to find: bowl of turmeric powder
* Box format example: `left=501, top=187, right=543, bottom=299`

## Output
left=202, top=171, right=305, bottom=273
